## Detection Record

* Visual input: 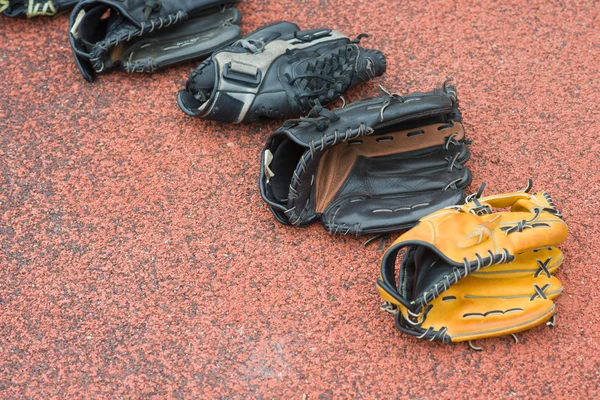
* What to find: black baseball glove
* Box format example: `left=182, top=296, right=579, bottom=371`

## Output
left=259, top=82, right=472, bottom=236
left=69, top=0, right=242, bottom=82
left=177, top=21, right=387, bottom=123
left=1, top=0, right=76, bottom=17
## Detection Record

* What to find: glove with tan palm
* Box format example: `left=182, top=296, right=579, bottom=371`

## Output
left=377, top=181, right=568, bottom=348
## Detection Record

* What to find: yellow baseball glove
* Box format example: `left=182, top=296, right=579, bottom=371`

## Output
left=377, top=181, right=568, bottom=347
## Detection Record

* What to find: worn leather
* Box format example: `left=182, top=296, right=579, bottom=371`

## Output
left=68, top=0, right=241, bottom=81
left=1, top=0, right=77, bottom=17
left=260, top=83, right=471, bottom=235
left=377, top=186, right=568, bottom=343
left=177, top=21, right=387, bottom=122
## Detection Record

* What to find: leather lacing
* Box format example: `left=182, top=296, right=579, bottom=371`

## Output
left=289, top=35, right=372, bottom=112
left=1, top=0, right=57, bottom=16
left=394, top=314, right=452, bottom=343
left=89, top=10, right=187, bottom=73
left=27, top=0, right=57, bottom=16
left=142, top=0, right=160, bottom=21
left=440, top=130, right=468, bottom=191
left=378, top=87, right=406, bottom=122
left=282, top=104, right=373, bottom=226
left=500, top=208, right=551, bottom=235
left=534, top=257, right=552, bottom=278
left=530, top=283, right=551, bottom=300
left=543, top=192, right=563, bottom=218
left=379, top=78, right=457, bottom=122
left=121, top=14, right=236, bottom=73
left=421, top=249, right=512, bottom=310
left=464, top=182, right=561, bottom=220
left=124, top=55, right=157, bottom=73
left=236, top=38, right=265, bottom=53
left=383, top=248, right=516, bottom=327
left=442, top=77, right=457, bottom=103
left=443, top=131, right=459, bottom=150
left=445, top=154, right=461, bottom=172
left=325, top=205, right=362, bottom=235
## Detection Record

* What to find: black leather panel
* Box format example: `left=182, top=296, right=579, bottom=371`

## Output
left=320, top=143, right=471, bottom=235
left=334, top=143, right=470, bottom=200
left=410, top=247, right=456, bottom=301
left=321, top=182, right=469, bottom=235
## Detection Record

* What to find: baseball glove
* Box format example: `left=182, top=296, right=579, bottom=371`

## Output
left=377, top=182, right=568, bottom=347
left=68, top=0, right=242, bottom=82
left=177, top=21, right=387, bottom=123
left=1, top=0, right=76, bottom=17
left=259, top=82, right=471, bottom=236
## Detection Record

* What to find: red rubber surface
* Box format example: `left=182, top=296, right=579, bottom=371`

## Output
left=1, top=0, right=599, bottom=397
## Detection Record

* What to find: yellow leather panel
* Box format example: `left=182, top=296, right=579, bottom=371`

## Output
left=412, top=273, right=561, bottom=342
left=398, top=191, right=567, bottom=265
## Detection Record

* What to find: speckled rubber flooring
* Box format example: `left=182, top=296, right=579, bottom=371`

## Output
left=1, top=0, right=599, bottom=397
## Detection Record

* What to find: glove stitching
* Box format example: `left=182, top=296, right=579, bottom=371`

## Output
left=415, top=248, right=514, bottom=310
left=530, top=283, right=550, bottom=301
left=89, top=10, right=187, bottom=73
left=534, top=258, right=552, bottom=278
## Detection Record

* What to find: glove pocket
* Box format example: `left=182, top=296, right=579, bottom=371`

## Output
left=319, top=143, right=472, bottom=235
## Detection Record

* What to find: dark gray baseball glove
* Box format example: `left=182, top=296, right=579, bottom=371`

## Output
left=259, top=82, right=472, bottom=236
left=177, top=21, right=387, bottom=123
left=1, top=0, right=76, bottom=17
left=69, top=0, right=241, bottom=82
